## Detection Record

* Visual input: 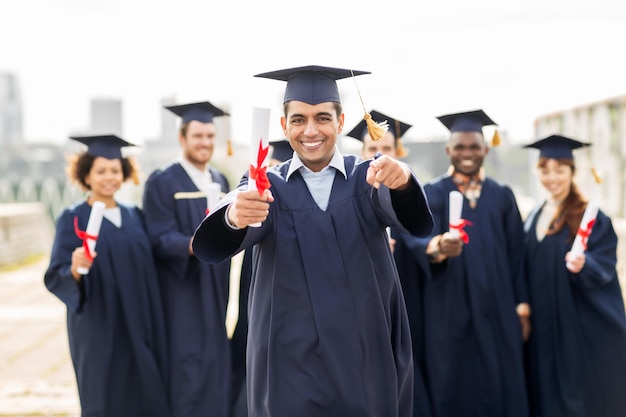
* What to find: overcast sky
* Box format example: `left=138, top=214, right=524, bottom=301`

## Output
left=1, top=0, right=625, bottom=146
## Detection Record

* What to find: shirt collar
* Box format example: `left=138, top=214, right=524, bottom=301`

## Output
left=178, top=154, right=210, bottom=176
left=286, top=146, right=347, bottom=180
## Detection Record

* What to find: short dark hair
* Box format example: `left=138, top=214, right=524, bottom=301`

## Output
left=66, top=152, right=138, bottom=191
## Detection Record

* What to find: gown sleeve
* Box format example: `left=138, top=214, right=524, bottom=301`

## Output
left=44, top=209, right=86, bottom=313
left=570, top=210, right=619, bottom=290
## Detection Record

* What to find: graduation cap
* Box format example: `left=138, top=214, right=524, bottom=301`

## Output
left=70, top=134, right=135, bottom=159
left=269, top=139, right=293, bottom=163
left=524, top=134, right=602, bottom=183
left=436, top=109, right=501, bottom=146
left=165, top=101, right=229, bottom=124
left=523, top=134, right=590, bottom=159
left=345, top=110, right=411, bottom=157
left=254, top=65, right=370, bottom=105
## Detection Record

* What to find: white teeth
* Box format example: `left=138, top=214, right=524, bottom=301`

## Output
left=460, top=160, right=473, bottom=166
left=301, top=141, right=322, bottom=149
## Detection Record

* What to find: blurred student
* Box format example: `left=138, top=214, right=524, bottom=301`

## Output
left=44, top=135, right=169, bottom=417
left=142, top=101, right=232, bottom=417
left=393, top=110, right=530, bottom=417
left=522, top=134, right=626, bottom=417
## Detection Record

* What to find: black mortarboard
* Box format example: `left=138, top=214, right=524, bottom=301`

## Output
left=269, top=139, right=293, bottom=163
left=70, top=134, right=135, bottom=159
left=437, top=109, right=501, bottom=146
left=346, top=110, right=412, bottom=141
left=165, top=101, right=229, bottom=124
left=437, top=109, right=496, bottom=133
left=254, top=65, right=370, bottom=104
left=523, top=134, right=591, bottom=160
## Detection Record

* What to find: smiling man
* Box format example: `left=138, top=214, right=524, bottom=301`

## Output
left=192, top=65, right=434, bottom=417
left=392, top=110, right=531, bottom=417
left=142, top=101, right=232, bottom=417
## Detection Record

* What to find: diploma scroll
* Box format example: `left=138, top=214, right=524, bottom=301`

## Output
left=77, top=201, right=106, bottom=275
left=448, top=191, right=464, bottom=238
left=566, top=201, right=599, bottom=268
left=206, top=183, right=221, bottom=214
left=248, top=107, right=271, bottom=227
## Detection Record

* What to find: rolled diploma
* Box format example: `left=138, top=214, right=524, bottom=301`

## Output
left=566, top=201, right=599, bottom=268
left=77, top=200, right=106, bottom=275
left=247, top=107, right=271, bottom=227
left=206, top=183, right=221, bottom=214
left=448, top=190, right=464, bottom=238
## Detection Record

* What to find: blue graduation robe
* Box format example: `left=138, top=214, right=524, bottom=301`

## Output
left=44, top=201, right=169, bottom=417
left=524, top=203, right=626, bottom=417
left=142, top=162, right=231, bottom=417
left=394, top=174, right=529, bottom=417
left=192, top=156, right=433, bottom=417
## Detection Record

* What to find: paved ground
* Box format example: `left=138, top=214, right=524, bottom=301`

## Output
left=0, top=257, right=79, bottom=416
left=0, top=253, right=244, bottom=417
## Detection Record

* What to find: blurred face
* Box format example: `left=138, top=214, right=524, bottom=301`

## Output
left=446, top=131, right=488, bottom=176
left=281, top=101, right=343, bottom=172
left=361, top=131, right=396, bottom=159
left=538, top=158, right=573, bottom=201
left=85, top=157, right=123, bottom=201
left=180, top=120, right=216, bottom=169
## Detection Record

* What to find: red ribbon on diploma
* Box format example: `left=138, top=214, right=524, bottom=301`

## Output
left=578, top=218, right=596, bottom=251
left=74, top=217, right=97, bottom=262
left=249, top=140, right=271, bottom=196
left=449, top=219, right=473, bottom=244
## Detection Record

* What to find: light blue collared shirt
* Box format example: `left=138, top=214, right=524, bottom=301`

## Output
left=286, top=147, right=347, bottom=211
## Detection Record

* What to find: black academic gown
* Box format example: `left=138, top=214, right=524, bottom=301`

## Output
left=193, top=156, right=433, bottom=417
left=44, top=201, right=169, bottom=417
left=230, top=248, right=252, bottom=417
left=524, top=203, right=626, bottom=417
left=394, top=174, right=529, bottom=417
left=143, top=162, right=231, bottom=417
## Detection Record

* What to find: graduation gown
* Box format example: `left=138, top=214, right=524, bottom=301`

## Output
left=193, top=156, right=433, bottom=417
left=142, top=162, right=231, bottom=417
left=44, top=201, right=169, bottom=417
left=524, top=204, right=626, bottom=417
left=394, top=174, right=529, bottom=417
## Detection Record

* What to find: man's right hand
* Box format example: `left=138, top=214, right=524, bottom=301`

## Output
left=227, top=189, right=274, bottom=229
left=439, top=232, right=463, bottom=257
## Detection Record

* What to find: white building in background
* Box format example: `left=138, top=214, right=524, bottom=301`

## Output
left=534, top=94, right=626, bottom=218
left=0, top=72, right=23, bottom=145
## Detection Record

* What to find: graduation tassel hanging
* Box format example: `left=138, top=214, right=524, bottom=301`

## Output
left=395, top=120, right=409, bottom=158
left=351, top=70, right=388, bottom=141
left=227, top=138, right=234, bottom=157
left=586, top=144, right=602, bottom=184
left=490, top=130, right=501, bottom=147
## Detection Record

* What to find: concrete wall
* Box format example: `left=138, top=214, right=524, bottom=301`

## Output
left=0, top=203, right=54, bottom=268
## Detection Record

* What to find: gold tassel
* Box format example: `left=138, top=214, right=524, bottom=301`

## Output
left=350, top=69, right=387, bottom=141
left=396, top=138, right=408, bottom=158
left=227, top=138, right=233, bottom=157
left=591, top=167, right=603, bottom=184
left=490, top=130, right=501, bottom=147
left=364, top=113, right=389, bottom=141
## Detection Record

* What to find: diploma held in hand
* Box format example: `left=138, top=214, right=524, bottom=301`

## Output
left=449, top=191, right=463, bottom=238
left=567, top=201, right=599, bottom=268
left=248, top=107, right=271, bottom=227
left=206, top=183, right=221, bottom=214
left=76, top=201, right=106, bottom=275
left=448, top=190, right=472, bottom=243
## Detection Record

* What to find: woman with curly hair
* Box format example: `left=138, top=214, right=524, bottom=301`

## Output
left=523, top=134, right=626, bottom=417
left=44, top=135, right=170, bottom=417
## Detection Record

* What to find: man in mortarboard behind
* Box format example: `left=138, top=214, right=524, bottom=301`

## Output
left=192, top=65, right=434, bottom=417
left=393, top=110, right=530, bottom=417
left=142, top=101, right=232, bottom=417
